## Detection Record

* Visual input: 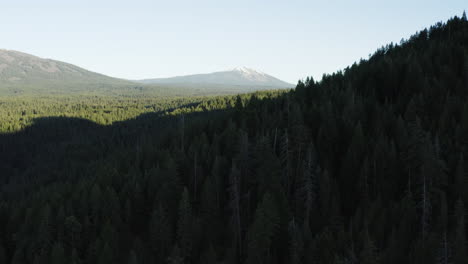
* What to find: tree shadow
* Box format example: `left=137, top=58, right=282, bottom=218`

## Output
left=0, top=104, right=231, bottom=198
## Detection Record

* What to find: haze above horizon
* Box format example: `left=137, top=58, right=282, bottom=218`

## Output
left=2, top=0, right=466, bottom=84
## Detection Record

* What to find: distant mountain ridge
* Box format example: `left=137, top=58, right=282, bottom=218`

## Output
left=137, top=66, right=293, bottom=88
left=0, top=49, right=136, bottom=95
left=0, top=49, right=292, bottom=96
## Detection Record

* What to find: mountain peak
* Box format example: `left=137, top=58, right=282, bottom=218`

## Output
left=231, top=66, right=264, bottom=75
left=232, top=66, right=254, bottom=72
left=139, top=67, right=293, bottom=89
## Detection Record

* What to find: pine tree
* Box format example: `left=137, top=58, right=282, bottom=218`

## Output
left=280, top=129, right=292, bottom=194
left=11, top=248, right=25, bottom=264
left=179, top=115, right=185, bottom=151
left=227, top=162, right=242, bottom=257
left=246, top=192, right=279, bottom=264
left=177, top=187, right=192, bottom=260
left=0, top=243, right=6, bottom=264
left=70, top=248, right=81, bottom=264
left=420, top=164, right=431, bottom=244
left=98, top=243, right=113, bottom=264
left=453, top=200, right=467, bottom=264
left=37, top=204, right=53, bottom=251
left=200, top=174, right=219, bottom=243
left=51, top=243, right=66, bottom=264
left=167, top=245, right=184, bottom=264
left=86, top=238, right=102, bottom=264
left=298, top=143, right=318, bottom=237
left=64, top=215, right=82, bottom=251
left=150, top=203, right=172, bottom=262
left=360, top=227, right=380, bottom=264
left=340, top=122, right=365, bottom=215
left=454, top=153, right=467, bottom=203
left=437, top=193, right=450, bottom=264
left=288, top=218, right=304, bottom=264
left=200, top=244, right=217, bottom=264
left=128, top=250, right=139, bottom=264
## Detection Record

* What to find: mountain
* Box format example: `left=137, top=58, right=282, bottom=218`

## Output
left=0, top=50, right=292, bottom=96
left=0, top=49, right=139, bottom=95
left=138, top=66, right=294, bottom=89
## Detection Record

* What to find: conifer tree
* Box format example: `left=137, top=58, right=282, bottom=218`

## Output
left=51, top=243, right=66, bottom=264
left=177, top=187, right=193, bottom=260
left=246, top=192, right=279, bottom=264
left=453, top=200, right=467, bottom=264
left=228, top=162, right=242, bottom=257
left=128, top=250, right=139, bottom=264
left=0, top=243, right=6, bottom=264
left=150, top=203, right=172, bottom=262
left=98, top=243, right=113, bottom=264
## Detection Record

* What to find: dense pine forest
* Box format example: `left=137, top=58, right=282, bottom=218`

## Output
left=1, top=14, right=468, bottom=264
left=0, top=94, right=289, bottom=133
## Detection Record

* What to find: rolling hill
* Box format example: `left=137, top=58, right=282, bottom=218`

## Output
left=0, top=49, right=139, bottom=95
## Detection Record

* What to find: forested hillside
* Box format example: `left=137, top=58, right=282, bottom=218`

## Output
left=1, top=14, right=468, bottom=264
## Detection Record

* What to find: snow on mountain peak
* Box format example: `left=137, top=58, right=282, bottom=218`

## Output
left=139, top=66, right=292, bottom=88
left=232, top=67, right=265, bottom=76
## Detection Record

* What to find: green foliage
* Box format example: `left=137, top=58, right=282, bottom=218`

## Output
left=50, top=243, right=65, bottom=264
left=0, top=13, right=468, bottom=264
left=454, top=200, right=467, bottom=264
left=246, top=192, right=279, bottom=264
left=177, top=188, right=193, bottom=260
left=0, top=91, right=286, bottom=133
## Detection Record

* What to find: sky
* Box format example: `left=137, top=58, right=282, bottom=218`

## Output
left=1, top=0, right=467, bottom=84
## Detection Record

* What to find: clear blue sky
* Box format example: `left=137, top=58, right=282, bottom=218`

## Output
left=1, top=0, right=466, bottom=83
